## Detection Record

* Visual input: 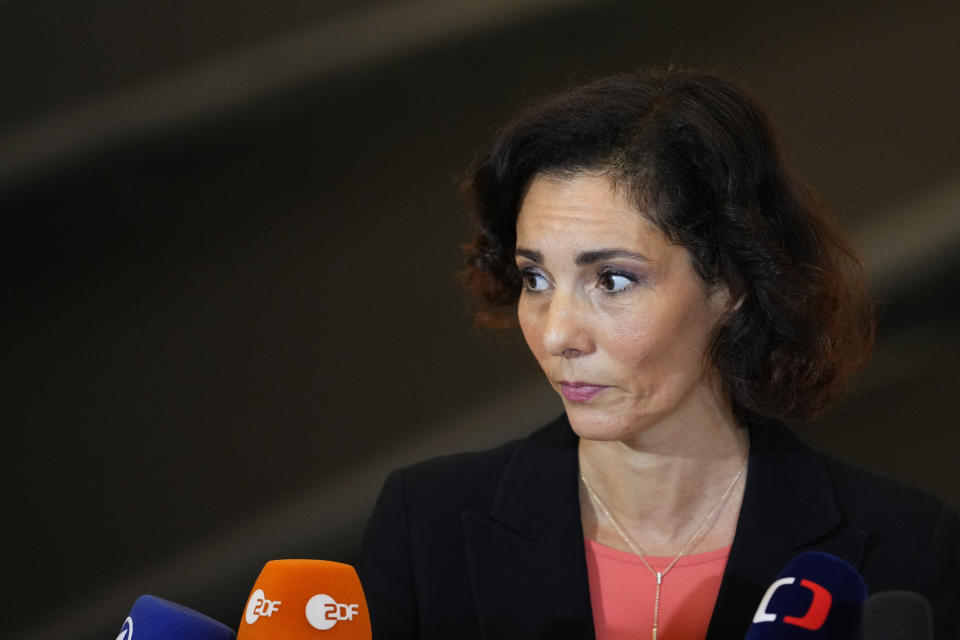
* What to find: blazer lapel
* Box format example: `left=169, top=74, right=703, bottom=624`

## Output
left=462, top=416, right=596, bottom=640
left=706, top=422, right=867, bottom=640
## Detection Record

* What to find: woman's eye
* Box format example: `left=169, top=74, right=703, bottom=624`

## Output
left=521, top=270, right=549, bottom=292
left=598, top=271, right=634, bottom=293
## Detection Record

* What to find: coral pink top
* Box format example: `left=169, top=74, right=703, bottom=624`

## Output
left=584, top=538, right=730, bottom=640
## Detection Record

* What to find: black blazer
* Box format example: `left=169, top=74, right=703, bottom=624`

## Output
left=359, top=415, right=960, bottom=639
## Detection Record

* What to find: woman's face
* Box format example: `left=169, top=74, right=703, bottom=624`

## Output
left=515, top=173, right=732, bottom=444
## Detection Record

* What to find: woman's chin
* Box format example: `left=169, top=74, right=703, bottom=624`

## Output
left=564, top=405, right=642, bottom=442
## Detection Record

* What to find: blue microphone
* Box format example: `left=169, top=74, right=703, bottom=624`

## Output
left=745, top=551, right=867, bottom=638
left=116, top=594, right=236, bottom=640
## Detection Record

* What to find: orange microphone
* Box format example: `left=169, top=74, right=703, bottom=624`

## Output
left=238, top=560, right=371, bottom=640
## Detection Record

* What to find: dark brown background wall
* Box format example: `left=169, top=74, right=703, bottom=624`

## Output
left=3, top=1, right=959, bottom=638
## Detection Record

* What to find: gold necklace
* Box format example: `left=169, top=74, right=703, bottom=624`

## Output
left=580, top=456, right=747, bottom=640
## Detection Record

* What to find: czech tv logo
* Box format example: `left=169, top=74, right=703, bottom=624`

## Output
left=305, top=594, right=360, bottom=630
left=753, top=577, right=833, bottom=630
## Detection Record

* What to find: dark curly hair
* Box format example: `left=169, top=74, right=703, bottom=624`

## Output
left=461, top=70, right=875, bottom=425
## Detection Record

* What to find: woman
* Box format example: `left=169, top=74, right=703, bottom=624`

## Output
left=358, top=71, right=960, bottom=639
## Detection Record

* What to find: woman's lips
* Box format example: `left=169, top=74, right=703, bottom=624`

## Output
left=558, top=382, right=608, bottom=402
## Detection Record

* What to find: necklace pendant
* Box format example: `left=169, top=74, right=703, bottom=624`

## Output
left=652, top=629, right=657, bottom=640
left=656, top=571, right=662, bottom=585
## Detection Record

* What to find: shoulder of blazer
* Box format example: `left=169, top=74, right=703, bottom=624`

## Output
left=360, top=414, right=592, bottom=640
left=398, top=413, right=578, bottom=522
left=819, top=452, right=960, bottom=636
left=707, top=421, right=960, bottom=639
left=820, top=452, right=950, bottom=536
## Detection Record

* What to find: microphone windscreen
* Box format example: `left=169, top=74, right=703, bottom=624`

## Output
left=745, top=551, right=867, bottom=639
left=238, top=559, right=371, bottom=640
left=861, top=591, right=934, bottom=640
left=116, top=594, right=236, bottom=640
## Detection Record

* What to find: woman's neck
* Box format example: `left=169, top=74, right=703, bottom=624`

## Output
left=578, top=409, right=749, bottom=557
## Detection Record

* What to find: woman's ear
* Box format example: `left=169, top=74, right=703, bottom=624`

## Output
left=728, top=292, right=745, bottom=312
left=708, top=282, right=743, bottom=317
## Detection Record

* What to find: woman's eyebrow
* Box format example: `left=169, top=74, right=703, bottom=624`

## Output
left=576, top=249, right=648, bottom=265
left=515, top=247, right=544, bottom=262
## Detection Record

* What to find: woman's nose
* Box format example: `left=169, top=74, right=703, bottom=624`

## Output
left=543, top=291, right=593, bottom=358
